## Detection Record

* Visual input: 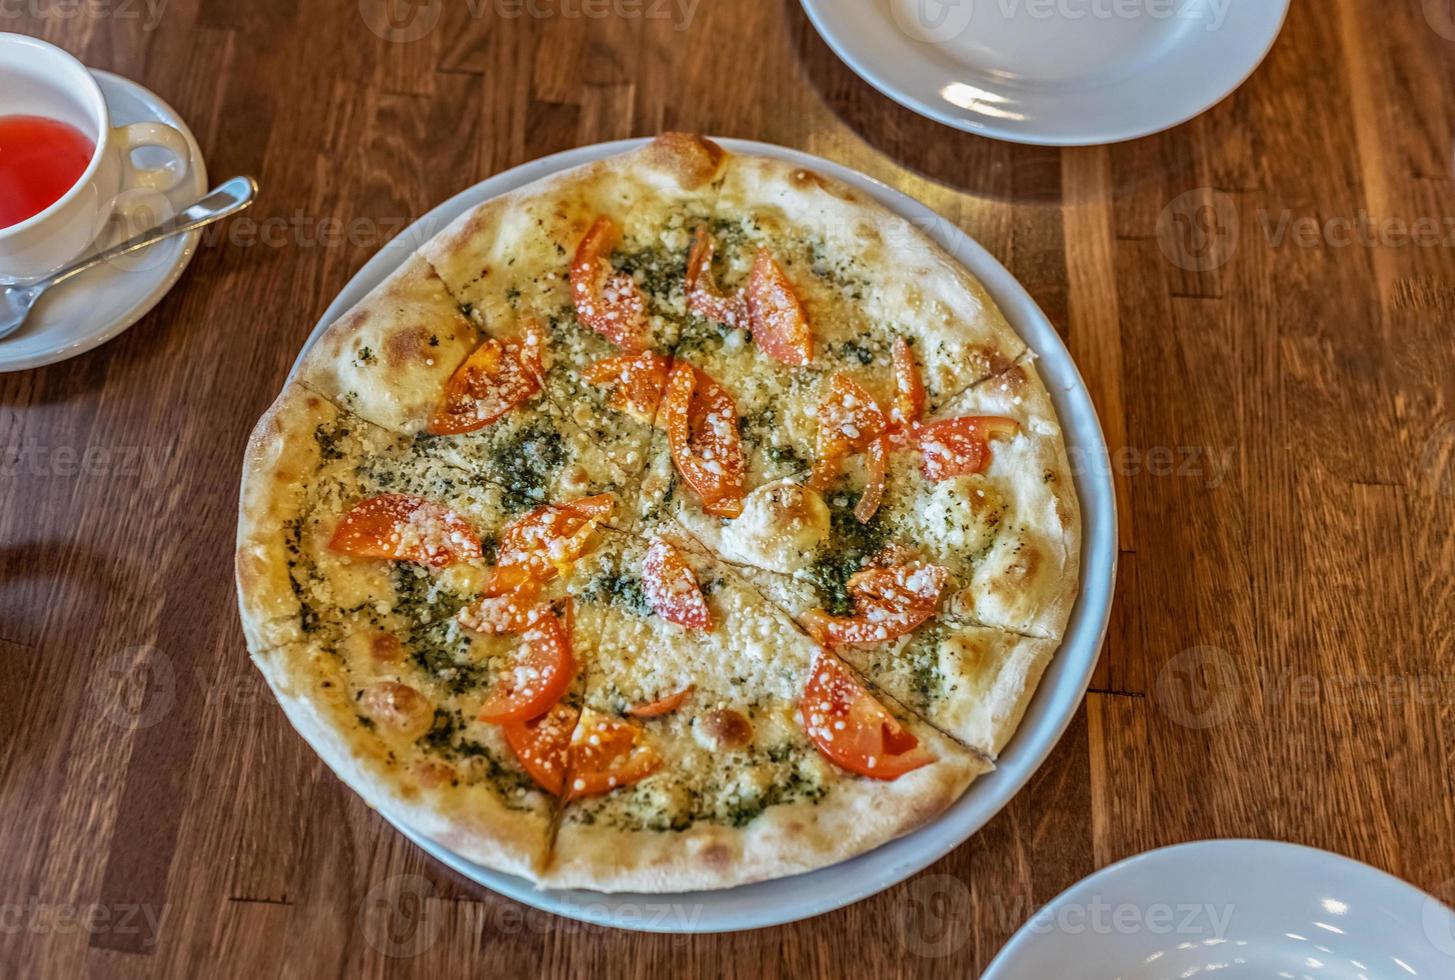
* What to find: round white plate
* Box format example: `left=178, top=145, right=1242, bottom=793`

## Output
left=985, top=840, right=1455, bottom=978
left=0, top=69, right=208, bottom=372
left=296, top=138, right=1117, bottom=932
left=800, top=0, right=1290, bottom=145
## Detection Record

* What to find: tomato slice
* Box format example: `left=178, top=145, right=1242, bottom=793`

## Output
left=685, top=233, right=812, bottom=365
left=853, top=435, right=889, bottom=524
left=502, top=701, right=579, bottom=796
left=800, top=652, right=934, bottom=779
left=582, top=351, right=673, bottom=424
left=329, top=493, right=482, bottom=568
left=744, top=248, right=813, bottom=366
left=916, top=416, right=1020, bottom=483
left=625, top=685, right=693, bottom=718
left=803, top=561, right=949, bottom=646
left=570, top=216, right=649, bottom=352
left=888, top=337, right=925, bottom=439
left=809, top=373, right=888, bottom=492
left=477, top=606, right=576, bottom=723
left=427, top=321, right=545, bottom=435
left=663, top=361, right=746, bottom=518
left=685, top=226, right=748, bottom=328
left=565, top=708, right=663, bottom=799
left=642, top=540, right=711, bottom=630
left=846, top=561, right=948, bottom=607
left=487, top=494, right=614, bottom=595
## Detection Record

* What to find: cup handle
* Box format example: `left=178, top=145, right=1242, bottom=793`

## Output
left=113, top=121, right=191, bottom=193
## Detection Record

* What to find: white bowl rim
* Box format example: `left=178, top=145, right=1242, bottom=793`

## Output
left=796, top=0, right=1292, bottom=146
left=292, top=136, right=1118, bottom=933
left=983, top=838, right=1455, bottom=977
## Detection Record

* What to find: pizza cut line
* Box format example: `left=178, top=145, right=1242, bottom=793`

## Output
left=236, top=134, right=1081, bottom=892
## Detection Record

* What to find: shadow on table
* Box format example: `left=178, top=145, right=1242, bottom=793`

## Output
left=781, top=0, right=1069, bottom=203
left=0, top=539, right=165, bottom=747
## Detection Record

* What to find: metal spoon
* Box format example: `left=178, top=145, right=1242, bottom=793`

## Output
left=0, top=175, right=258, bottom=341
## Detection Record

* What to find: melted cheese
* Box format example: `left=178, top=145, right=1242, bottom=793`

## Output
left=908, top=474, right=1005, bottom=556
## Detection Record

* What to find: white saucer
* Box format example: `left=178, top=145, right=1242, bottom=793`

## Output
left=296, top=138, right=1117, bottom=932
left=0, top=70, right=208, bottom=372
left=801, top=0, right=1290, bottom=145
left=984, top=840, right=1455, bottom=978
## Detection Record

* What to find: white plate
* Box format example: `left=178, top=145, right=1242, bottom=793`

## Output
left=985, top=840, right=1455, bottom=978
left=295, top=138, right=1117, bottom=932
left=800, top=0, right=1289, bottom=145
left=0, top=69, right=208, bottom=372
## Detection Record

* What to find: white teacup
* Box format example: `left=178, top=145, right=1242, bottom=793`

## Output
left=0, top=33, right=191, bottom=280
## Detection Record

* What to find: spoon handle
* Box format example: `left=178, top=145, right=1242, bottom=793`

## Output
left=44, top=176, right=258, bottom=290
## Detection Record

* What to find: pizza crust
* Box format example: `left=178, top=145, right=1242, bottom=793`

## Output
left=421, top=134, right=725, bottom=325
left=252, top=636, right=554, bottom=879
left=545, top=721, right=987, bottom=892
left=295, top=252, right=479, bottom=435
left=853, top=624, right=1062, bottom=758
left=933, top=354, right=1082, bottom=640
left=235, top=383, right=361, bottom=652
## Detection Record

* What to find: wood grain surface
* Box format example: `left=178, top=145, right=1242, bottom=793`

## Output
left=3, top=0, right=1454, bottom=975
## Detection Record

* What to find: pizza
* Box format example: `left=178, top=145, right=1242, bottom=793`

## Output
left=235, top=134, right=1081, bottom=892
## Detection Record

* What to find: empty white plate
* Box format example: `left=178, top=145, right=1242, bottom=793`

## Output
left=800, top=0, right=1290, bottom=145
left=984, top=840, right=1455, bottom=978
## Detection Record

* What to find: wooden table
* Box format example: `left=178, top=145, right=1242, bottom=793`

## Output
left=4, top=0, right=1453, bottom=975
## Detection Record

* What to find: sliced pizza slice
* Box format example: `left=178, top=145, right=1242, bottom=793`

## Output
left=707, top=153, right=1027, bottom=399
left=238, top=383, right=520, bottom=651
left=643, top=146, right=1032, bottom=534
left=535, top=532, right=987, bottom=892
left=873, top=354, right=1081, bottom=639
left=292, top=249, right=648, bottom=526
left=418, top=135, right=729, bottom=499
left=250, top=614, right=580, bottom=880
left=829, top=621, right=1059, bottom=760
left=641, top=508, right=1061, bottom=759
left=251, top=492, right=627, bottom=876
left=421, top=133, right=726, bottom=355
left=294, top=253, right=482, bottom=435
left=658, top=354, right=1080, bottom=639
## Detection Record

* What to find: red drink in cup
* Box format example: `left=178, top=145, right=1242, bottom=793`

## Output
left=0, top=114, right=97, bottom=229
